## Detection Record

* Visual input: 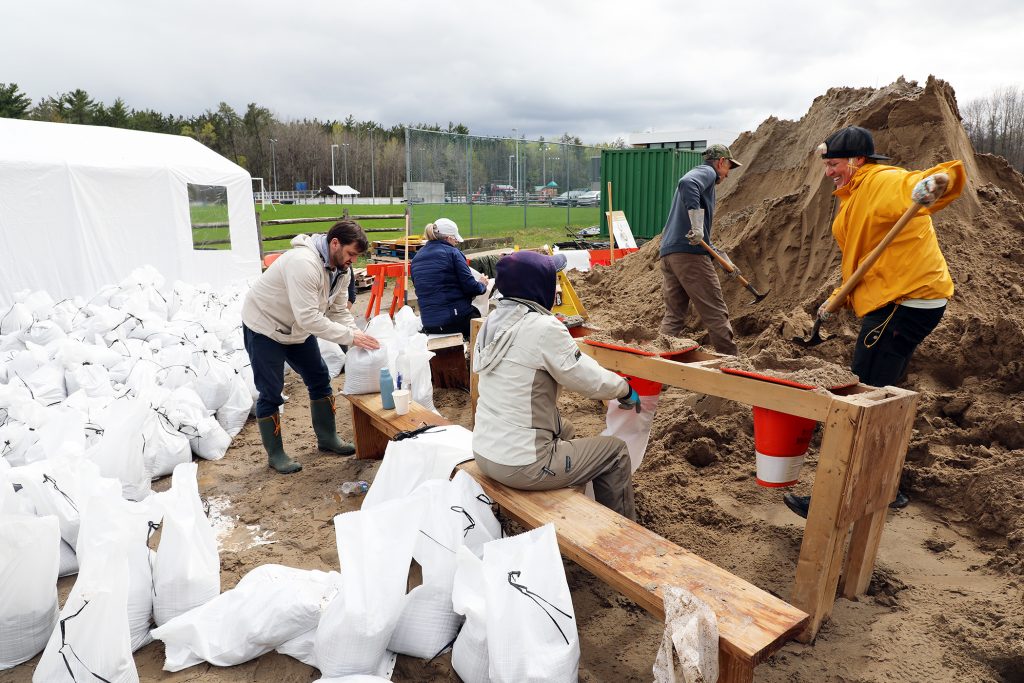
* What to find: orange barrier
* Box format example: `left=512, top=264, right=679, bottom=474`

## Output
left=262, top=252, right=283, bottom=269
left=364, top=263, right=409, bottom=318
left=588, top=247, right=639, bottom=267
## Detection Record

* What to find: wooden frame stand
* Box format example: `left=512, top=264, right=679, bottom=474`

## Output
left=575, top=343, right=918, bottom=642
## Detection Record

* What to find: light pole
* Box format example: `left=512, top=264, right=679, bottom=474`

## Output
left=508, top=155, right=515, bottom=187
left=269, top=138, right=278, bottom=194
left=546, top=156, right=559, bottom=187
left=512, top=128, right=519, bottom=197
left=330, top=144, right=338, bottom=186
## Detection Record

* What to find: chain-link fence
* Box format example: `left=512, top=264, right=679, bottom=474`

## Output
left=405, top=128, right=603, bottom=240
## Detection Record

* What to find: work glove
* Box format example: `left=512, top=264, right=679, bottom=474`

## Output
left=911, top=173, right=949, bottom=206
left=686, top=209, right=705, bottom=245
left=816, top=300, right=834, bottom=322
left=617, top=383, right=642, bottom=413
left=714, top=248, right=740, bottom=278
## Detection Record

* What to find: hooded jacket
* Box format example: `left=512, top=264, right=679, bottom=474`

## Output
left=472, top=298, right=628, bottom=467
left=241, top=234, right=358, bottom=345
left=831, top=160, right=965, bottom=316
left=660, top=162, right=719, bottom=257
left=410, top=239, right=485, bottom=328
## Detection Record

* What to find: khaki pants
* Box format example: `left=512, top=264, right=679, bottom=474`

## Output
left=660, top=252, right=738, bottom=355
left=474, top=421, right=635, bottom=520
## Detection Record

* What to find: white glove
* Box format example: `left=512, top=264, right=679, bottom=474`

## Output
left=714, top=248, right=740, bottom=278
left=911, top=173, right=949, bottom=206
left=686, top=209, right=705, bottom=245
left=817, top=300, right=833, bottom=322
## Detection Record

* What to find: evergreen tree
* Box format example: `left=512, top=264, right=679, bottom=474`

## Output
left=0, top=82, right=32, bottom=119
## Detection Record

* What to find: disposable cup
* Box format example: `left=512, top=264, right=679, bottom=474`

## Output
left=393, top=389, right=411, bottom=415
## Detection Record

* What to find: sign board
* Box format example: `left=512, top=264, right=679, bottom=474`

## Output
left=606, top=210, right=637, bottom=249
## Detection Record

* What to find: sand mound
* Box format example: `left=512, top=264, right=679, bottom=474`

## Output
left=575, top=76, right=1024, bottom=578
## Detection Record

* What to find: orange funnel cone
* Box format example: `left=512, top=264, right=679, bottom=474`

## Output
left=752, top=406, right=816, bottom=487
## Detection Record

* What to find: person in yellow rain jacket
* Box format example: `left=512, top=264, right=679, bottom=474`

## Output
left=785, top=126, right=965, bottom=518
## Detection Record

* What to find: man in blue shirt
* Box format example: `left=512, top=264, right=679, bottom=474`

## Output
left=659, top=144, right=741, bottom=355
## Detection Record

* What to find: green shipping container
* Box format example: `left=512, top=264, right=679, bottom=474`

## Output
left=599, top=148, right=703, bottom=240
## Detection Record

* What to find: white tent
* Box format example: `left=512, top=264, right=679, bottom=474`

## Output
left=0, top=118, right=261, bottom=306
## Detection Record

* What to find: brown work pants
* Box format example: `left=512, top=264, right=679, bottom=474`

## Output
left=474, top=421, right=635, bottom=520
left=660, top=252, right=738, bottom=356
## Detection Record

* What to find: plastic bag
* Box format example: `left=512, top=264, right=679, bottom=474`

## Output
left=601, top=393, right=661, bottom=473
left=652, top=586, right=719, bottom=683
left=451, top=547, right=489, bottom=683
left=343, top=314, right=394, bottom=395
left=318, top=338, right=347, bottom=378
left=362, top=425, right=474, bottom=510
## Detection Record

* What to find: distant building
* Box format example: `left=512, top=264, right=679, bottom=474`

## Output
left=627, top=128, right=738, bottom=152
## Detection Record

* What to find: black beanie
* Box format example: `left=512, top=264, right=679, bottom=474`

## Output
left=495, top=251, right=560, bottom=310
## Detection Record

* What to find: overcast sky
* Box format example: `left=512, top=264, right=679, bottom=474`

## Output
left=6, top=1, right=1022, bottom=145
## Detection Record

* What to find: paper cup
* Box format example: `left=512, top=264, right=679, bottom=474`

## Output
left=393, top=389, right=411, bottom=415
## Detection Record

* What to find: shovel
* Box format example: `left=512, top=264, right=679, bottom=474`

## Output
left=699, top=240, right=769, bottom=305
left=794, top=200, right=925, bottom=347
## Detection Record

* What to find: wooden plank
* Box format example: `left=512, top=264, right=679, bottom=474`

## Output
left=345, top=393, right=453, bottom=459
left=426, top=333, right=463, bottom=352
left=719, top=653, right=755, bottom=683
left=579, top=344, right=834, bottom=421
left=457, top=460, right=808, bottom=666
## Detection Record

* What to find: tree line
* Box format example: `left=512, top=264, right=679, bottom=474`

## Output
left=0, top=83, right=599, bottom=198
left=962, top=86, right=1024, bottom=172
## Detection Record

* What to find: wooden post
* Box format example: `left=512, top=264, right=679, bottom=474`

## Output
left=403, top=207, right=411, bottom=305
left=469, top=318, right=483, bottom=429
left=606, top=180, right=616, bottom=264
left=255, top=210, right=264, bottom=264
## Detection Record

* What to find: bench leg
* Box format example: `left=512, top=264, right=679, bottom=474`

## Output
left=351, top=404, right=390, bottom=460
left=429, top=345, right=469, bottom=390
left=719, top=651, right=754, bottom=683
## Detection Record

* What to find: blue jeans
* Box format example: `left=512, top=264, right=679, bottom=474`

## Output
left=852, top=303, right=945, bottom=387
left=243, top=325, right=332, bottom=418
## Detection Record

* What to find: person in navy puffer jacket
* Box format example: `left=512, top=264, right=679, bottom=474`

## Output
left=411, top=218, right=488, bottom=339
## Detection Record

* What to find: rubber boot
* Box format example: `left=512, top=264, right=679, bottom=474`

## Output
left=257, top=414, right=302, bottom=474
left=310, top=396, right=356, bottom=455
left=783, top=493, right=811, bottom=519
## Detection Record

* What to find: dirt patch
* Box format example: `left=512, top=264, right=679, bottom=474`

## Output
left=583, top=329, right=698, bottom=354
left=721, top=346, right=859, bottom=388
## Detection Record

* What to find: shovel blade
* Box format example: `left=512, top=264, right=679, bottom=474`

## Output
left=791, top=318, right=827, bottom=347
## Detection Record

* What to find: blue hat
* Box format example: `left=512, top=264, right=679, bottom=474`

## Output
left=495, top=251, right=564, bottom=310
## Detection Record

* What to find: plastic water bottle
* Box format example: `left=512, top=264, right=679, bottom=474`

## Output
left=340, top=480, right=369, bottom=496
left=379, top=367, right=396, bottom=410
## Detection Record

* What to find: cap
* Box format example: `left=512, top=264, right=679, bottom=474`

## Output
left=495, top=251, right=564, bottom=310
left=819, top=126, right=891, bottom=161
left=434, top=218, right=463, bottom=243
left=703, top=143, right=742, bottom=168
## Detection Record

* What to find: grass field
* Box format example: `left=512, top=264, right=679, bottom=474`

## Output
left=193, top=202, right=602, bottom=259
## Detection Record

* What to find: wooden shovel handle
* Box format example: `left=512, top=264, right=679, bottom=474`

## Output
left=823, top=201, right=925, bottom=314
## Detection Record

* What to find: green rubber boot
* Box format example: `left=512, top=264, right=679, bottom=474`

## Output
left=310, top=396, right=356, bottom=455
left=257, top=414, right=302, bottom=474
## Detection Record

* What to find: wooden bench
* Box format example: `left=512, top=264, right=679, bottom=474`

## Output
left=426, top=333, right=469, bottom=390
left=457, top=459, right=808, bottom=682
left=345, top=393, right=453, bottom=460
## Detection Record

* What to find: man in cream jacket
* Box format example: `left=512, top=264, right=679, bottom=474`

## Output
left=242, top=220, right=380, bottom=473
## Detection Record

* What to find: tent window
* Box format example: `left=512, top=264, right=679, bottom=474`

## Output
left=188, top=183, right=230, bottom=250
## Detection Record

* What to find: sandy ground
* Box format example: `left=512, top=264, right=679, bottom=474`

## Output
left=6, top=76, right=1024, bottom=682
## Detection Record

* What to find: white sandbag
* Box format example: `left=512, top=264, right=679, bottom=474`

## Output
left=451, top=547, right=489, bottom=683
left=314, top=676, right=392, bottom=683
left=78, top=494, right=163, bottom=653
left=319, top=338, right=347, bottom=378
left=34, top=532, right=138, bottom=682
left=191, top=350, right=236, bottom=412
left=65, top=362, right=116, bottom=398
left=601, top=393, right=661, bottom=473
left=398, top=334, right=436, bottom=412
left=388, top=581, right=463, bottom=660
left=276, top=628, right=318, bottom=667
left=652, top=586, right=719, bottom=683
left=87, top=398, right=152, bottom=501
left=0, top=514, right=60, bottom=670
left=152, top=462, right=220, bottom=626
left=8, top=456, right=120, bottom=550
left=21, top=319, right=67, bottom=347
left=342, top=314, right=394, bottom=395
left=0, top=302, right=33, bottom=335
left=393, top=305, right=421, bottom=337
left=314, top=495, right=425, bottom=677
left=484, top=524, right=579, bottom=682
left=362, top=425, right=474, bottom=509
left=153, top=564, right=341, bottom=671
left=449, top=469, right=502, bottom=558
left=0, top=420, right=38, bottom=467
left=215, top=372, right=253, bottom=437
left=141, top=409, right=193, bottom=478
left=191, top=415, right=231, bottom=461
left=469, top=267, right=493, bottom=318
left=58, top=540, right=79, bottom=577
